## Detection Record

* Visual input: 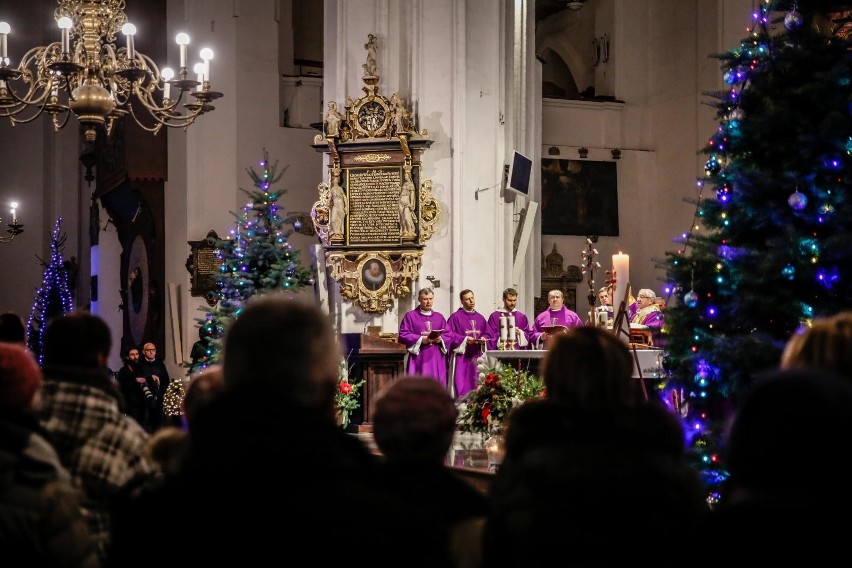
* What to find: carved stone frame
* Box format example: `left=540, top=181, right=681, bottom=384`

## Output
left=327, top=250, right=423, bottom=313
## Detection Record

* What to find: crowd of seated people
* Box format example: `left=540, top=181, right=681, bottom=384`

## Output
left=2, top=303, right=850, bottom=566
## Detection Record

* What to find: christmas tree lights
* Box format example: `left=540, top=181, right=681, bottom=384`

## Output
left=662, top=0, right=852, bottom=502
left=27, top=218, right=75, bottom=364
left=187, top=150, right=315, bottom=376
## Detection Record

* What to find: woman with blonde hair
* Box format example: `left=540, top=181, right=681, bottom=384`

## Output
left=780, top=311, right=852, bottom=380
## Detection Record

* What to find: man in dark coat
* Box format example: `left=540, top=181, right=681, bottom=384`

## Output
left=116, top=346, right=157, bottom=431
left=138, top=342, right=170, bottom=431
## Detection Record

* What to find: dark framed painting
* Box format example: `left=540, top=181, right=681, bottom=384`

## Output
left=541, top=158, right=619, bottom=236
left=361, top=258, right=387, bottom=292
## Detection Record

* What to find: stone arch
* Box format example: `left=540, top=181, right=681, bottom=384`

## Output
left=536, top=11, right=595, bottom=99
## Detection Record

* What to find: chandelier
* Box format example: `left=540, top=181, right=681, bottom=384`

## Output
left=0, top=0, right=222, bottom=143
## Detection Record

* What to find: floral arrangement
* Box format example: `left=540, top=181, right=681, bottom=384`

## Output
left=457, top=355, right=545, bottom=435
left=334, top=356, right=364, bottom=429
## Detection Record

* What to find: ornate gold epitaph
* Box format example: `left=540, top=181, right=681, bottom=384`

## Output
left=310, top=34, right=440, bottom=313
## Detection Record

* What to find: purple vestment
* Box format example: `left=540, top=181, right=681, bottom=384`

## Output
left=532, top=306, right=584, bottom=346
left=484, top=309, right=532, bottom=350
left=632, top=308, right=663, bottom=329
left=398, top=309, right=449, bottom=386
left=446, top=308, right=490, bottom=400
left=628, top=301, right=638, bottom=320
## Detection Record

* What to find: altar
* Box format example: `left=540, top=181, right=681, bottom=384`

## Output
left=484, top=348, right=665, bottom=380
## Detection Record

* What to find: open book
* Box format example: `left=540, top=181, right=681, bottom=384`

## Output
left=421, top=329, right=444, bottom=340
left=541, top=325, right=569, bottom=335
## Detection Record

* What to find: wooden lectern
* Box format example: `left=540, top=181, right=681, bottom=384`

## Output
left=341, top=333, right=407, bottom=426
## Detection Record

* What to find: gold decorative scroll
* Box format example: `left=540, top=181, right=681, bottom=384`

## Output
left=310, top=180, right=332, bottom=245
left=418, top=179, right=440, bottom=243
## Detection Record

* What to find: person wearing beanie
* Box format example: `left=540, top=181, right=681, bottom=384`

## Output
left=0, top=343, right=98, bottom=566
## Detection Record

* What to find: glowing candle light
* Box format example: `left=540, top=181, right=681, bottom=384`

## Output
left=175, top=32, right=190, bottom=68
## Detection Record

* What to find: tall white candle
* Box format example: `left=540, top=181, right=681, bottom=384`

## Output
left=161, top=67, right=174, bottom=101
left=507, top=315, right=516, bottom=342
left=0, top=21, right=9, bottom=61
left=499, top=315, right=508, bottom=341
left=175, top=32, right=190, bottom=68
left=612, top=252, right=630, bottom=341
left=199, top=47, right=213, bottom=83
left=193, top=62, right=205, bottom=85
left=58, top=17, right=72, bottom=55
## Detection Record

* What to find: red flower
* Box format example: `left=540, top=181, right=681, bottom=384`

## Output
left=481, top=403, right=492, bottom=421
left=484, top=373, right=498, bottom=387
left=339, top=381, right=352, bottom=394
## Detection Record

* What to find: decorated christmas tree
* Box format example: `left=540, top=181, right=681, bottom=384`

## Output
left=662, top=0, right=852, bottom=501
left=188, top=150, right=315, bottom=375
left=27, top=218, right=75, bottom=364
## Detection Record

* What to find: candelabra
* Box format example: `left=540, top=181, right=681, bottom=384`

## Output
left=581, top=236, right=602, bottom=326
left=0, top=0, right=222, bottom=143
left=0, top=202, right=23, bottom=244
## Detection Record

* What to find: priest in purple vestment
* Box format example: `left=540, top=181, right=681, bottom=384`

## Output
left=398, top=288, right=449, bottom=386
left=631, top=289, right=664, bottom=328
left=485, top=287, right=532, bottom=350
left=446, top=289, right=491, bottom=399
left=532, top=289, right=584, bottom=347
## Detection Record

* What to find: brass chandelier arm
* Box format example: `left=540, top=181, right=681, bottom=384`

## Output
left=128, top=81, right=206, bottom=131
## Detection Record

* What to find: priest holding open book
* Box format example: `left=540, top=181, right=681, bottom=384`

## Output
left=532, top=289, right=584, bottom=348
left=446, top=289, right=490, bottom=400
left=398, top=287, right=449, bottom=386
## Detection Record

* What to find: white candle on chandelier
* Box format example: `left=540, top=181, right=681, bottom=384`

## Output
left=193, top=62, right=205, bottom=85
left=57, top=17, right=72, bottom=55
left=161, top=67, right=174, bottom=100
left=175, top=32, right=190, bottom=69
left=199, top=47, right=213, bottom=83
left=0, top=22, right=10, bottom=61
left=121, top=22, right=136, bottom=61
left=10, top=202, right=18, bottom=224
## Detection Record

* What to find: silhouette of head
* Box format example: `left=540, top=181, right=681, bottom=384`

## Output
left=0, top=312, right=26, bottom=343
left=373, top=376, right=458, bottom=464
left=43, top=311, right=111, bottom=369
left=725, top=367, right=852, bottom=501
left=222, top=293, right=339, bottom=414
left=541, top=326, right=637, bottom=405
left=780, top=311, right=852, bottom=381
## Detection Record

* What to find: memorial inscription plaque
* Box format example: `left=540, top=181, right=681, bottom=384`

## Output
left=347, top=167, right=411, bottom=244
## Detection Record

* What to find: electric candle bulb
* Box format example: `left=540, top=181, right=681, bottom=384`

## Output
left=175, top=32, right=190, bottom=68
left=0, top=22, right=10, bottom=61
left=161, top=67, right=174, bottom=100
left=10, top=201, right=17, bottom=224
left=57, top=17, right=72, bottom=55
left=121, top=22, right=136, bottom=60
left=199, top=47, right=213, bottom=82
left=193, top=62, right=205, bottom=85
